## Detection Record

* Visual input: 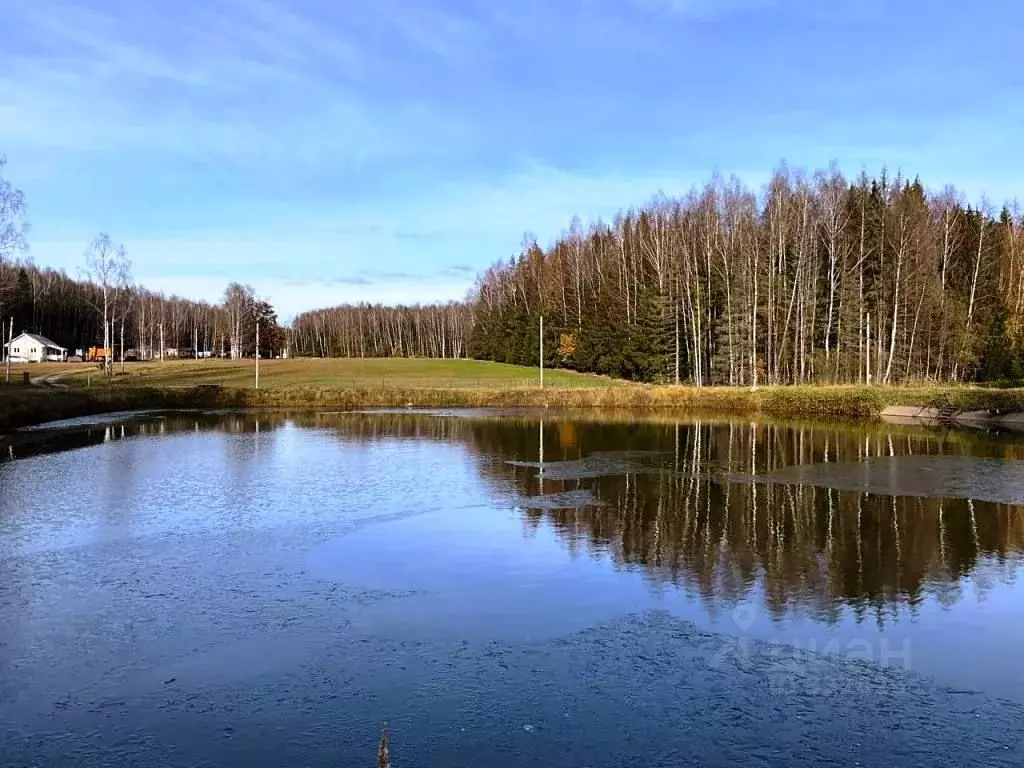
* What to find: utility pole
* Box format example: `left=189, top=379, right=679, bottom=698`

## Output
left=5, top=317, right=11, bottom=384
left=866, top=312, right=872, bottom=385
left=539, top=314, right=544, bottom=389
left=255, top=316, right=260, bottom=390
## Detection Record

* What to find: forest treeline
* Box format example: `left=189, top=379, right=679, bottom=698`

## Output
left=0, top=259, right=284, bottom=360
left=6, top=153, right=1024, bottom=385
left=0, top=156, right=285, bottom=360
left=0, top=256, right=213, bottom=356
left=291, top=303, right=472, bottom=359
left=470, top=165, right=1024, bottom=384
left=292, top=164, right=1024, bottom=385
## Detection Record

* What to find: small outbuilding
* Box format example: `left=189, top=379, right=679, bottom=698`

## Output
left=4, top=332, right=68, bottom=363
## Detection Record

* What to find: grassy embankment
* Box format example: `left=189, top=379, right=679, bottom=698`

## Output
left=3, top=358, right=1024, bottom=430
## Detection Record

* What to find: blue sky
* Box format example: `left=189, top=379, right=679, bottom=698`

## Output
left=1, top=0, right=1022, bottom=318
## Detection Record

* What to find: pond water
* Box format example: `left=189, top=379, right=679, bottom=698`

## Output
left=2, top=410, right=1023, bottom=767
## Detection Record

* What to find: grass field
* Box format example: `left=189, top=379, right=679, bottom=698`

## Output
left=1, top=362, right=77, bottom=383
left=55, top=358, right=624, bottom=390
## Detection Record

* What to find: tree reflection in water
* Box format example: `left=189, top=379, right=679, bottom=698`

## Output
left=314, top=411, right=1024, bottom=625
left=11, top=409, right=1024, bottom=626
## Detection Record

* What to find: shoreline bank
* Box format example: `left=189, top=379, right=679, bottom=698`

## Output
left=4, top=383, right=1024, bottom=432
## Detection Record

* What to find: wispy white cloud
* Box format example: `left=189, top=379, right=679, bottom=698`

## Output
left=614, top=0, right=883, bottom=23
left=4, top=0, right=1020, bottom=321
left=377, top=2, right=492, bottom=64
left=337, top=163, right=704, bottom=246
left=138, top=275, right=471, bottom=319
left=0, top=0, right=474, bottom=169
left=22, top=156, right=706, bottom=317
left=616, top=0, right=777, bottom=19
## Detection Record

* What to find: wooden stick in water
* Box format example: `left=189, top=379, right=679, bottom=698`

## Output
left=377, top=723, right=390, bottom=768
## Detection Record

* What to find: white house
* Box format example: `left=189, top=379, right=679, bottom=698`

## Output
left=4, top=332, right=68, bottom=363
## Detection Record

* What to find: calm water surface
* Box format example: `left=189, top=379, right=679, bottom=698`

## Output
left=2, top=410, right=1023, bottom=767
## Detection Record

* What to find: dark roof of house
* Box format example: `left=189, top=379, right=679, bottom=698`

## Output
left=5, top=332, right=67, bottom=351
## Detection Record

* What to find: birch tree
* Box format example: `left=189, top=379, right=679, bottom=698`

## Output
left=0, top=156, right=27, bottom=260
left=223, top=282, right=254, bottom=359
left=84, top=234, right=131, bottom=374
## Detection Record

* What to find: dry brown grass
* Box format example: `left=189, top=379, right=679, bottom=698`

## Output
left=5, top=358, right=1024, bottom=430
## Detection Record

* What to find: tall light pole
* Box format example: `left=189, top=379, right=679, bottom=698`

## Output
left=255, top=315, right=260, bottom=390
